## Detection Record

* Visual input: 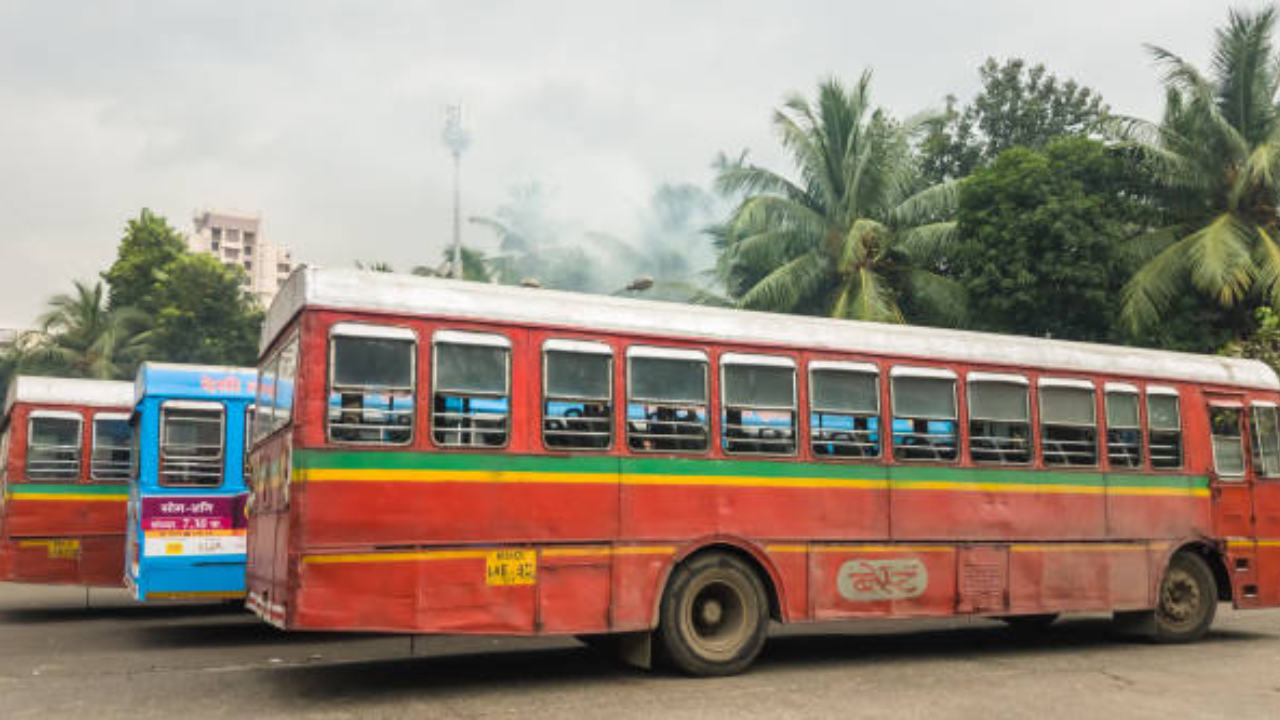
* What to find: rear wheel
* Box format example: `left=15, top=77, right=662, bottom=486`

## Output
left=656, top=552, right=768, bottom=677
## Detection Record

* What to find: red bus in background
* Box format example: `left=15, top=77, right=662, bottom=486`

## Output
left=246, top=268, right=1280, bottom=676
left=1, top=377, right=135, bottom=588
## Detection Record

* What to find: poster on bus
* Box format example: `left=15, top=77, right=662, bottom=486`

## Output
left=140, top=495, right=247, bottom=558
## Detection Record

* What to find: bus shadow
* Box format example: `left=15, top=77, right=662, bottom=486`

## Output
left=269, top=618, right=1277, bottom=702
left=129, top=620, right=391, bottom=650
left=0, top=602, right=245, bottom=625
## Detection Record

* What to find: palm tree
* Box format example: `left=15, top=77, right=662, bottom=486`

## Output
left=1118, top=8, right=1280, bottom=332
left=17, top=280, right=150, bottom=380
left=715, top=73, right=963, bottom=324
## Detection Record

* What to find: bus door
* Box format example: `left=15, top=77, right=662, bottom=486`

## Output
left=1247, top=401, right=1280, bottom=605
left=1207, top=395, right=1259, bottom=605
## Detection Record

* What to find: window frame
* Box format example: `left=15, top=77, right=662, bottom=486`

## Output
left=808, top=360, right=881, bottom=462
left=719, top=352, right=798, bottom=458
left=25, top=410, right=84, bottom=482
left=1146, top=385, right=1184, bottom=470
left=540, top=338, right=614, bottom=452
left=1250, top=400, right=1280, bottom=479
left=1208, top=402, right=1247, bottom=479
left=965, top=371, right=1032, bottom=466
left=326, top=322, right=418, bottom=447
left=625, top=345, right=710, bottom=455
left=431, top=329, right=513, bottom=450
left=1037, top=377, right=1099, bottom=468
left=158, top=400, right=226, bottom=489
left=89, top=411, right=133, bottom=482
left=1103, top=382, right=1144, bottom=471
left=889, top=365, right=959, bottom=464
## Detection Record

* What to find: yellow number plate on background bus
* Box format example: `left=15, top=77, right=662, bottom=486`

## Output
left=486, top=549, right=536, bottom=586
left=48, top=539, right=80, bottom=560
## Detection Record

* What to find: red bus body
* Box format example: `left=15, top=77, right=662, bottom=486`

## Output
left=246, top=269, right=1280, bottom=659
left=0, top=377, right=134, bottom=588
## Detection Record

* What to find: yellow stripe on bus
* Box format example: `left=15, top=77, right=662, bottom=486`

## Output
left=9, top=494, right=127, bottom=502
left=302, top=545, right=676, bottom=565
left=1010, top=543, right=1149, bottom=553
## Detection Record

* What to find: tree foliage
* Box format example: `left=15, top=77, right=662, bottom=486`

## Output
left=3, top=280, right=150, bottom=388
left=1115, top=7, right=1280, bottom=336
left=715, top=73, right=964, bottom=324
left=101, top=208, right=187, bottom=312
left=921, top=58, right=1109, bottom=182
left=951, top=138, right=1141, bottom=341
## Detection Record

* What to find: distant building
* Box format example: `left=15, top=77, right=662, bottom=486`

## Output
left=186, top=209, right=295, bottom=307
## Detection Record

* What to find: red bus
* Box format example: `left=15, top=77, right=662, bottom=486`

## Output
left=246, top=268, right=1280, bottom=676
left=1, top=377, right=135, bottom=588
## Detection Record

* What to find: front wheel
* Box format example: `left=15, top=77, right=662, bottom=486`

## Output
left=1116, top=551, right=1217, bottom=643
left=656, top=552, right=769, bottom=677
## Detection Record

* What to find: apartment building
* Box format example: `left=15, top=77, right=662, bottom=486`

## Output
left=186, top=209, right=294, bottom=307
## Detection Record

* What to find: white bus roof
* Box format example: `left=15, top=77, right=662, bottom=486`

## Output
left=4, top=376, right=135, bottom=417
left=262, top=266, right=1280, bottom=392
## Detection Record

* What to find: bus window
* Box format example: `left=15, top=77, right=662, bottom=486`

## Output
left=160, top=403, right=225, bottom=488
left=432, top=330, right=510, bottom=448
left=90, top=413, right=133, bottom=481
left=1209, top=405, right=1245, bottom=478
left=626, top=346, right=708, bottom=453
left=967, top=373, right=1030, bottom=465
left=890, top=367, right=958, bottom=462
left=809, top=361, right=880, bottom=459
left=254, top=354, right=279, bottom=442
left=542, top=339, right=612, bottom=450
left=1250, top=403, right=1280, bottom=478
left=1105, top=384, right=1143, bottom=469
left=26, top=412, right=82, bottom=481
left=274, top=336, right=299, bottom=433
left=1040, top=379, right=1097, bottom=466
left=1147, top=387, right=1183, bottom=469
left=721, top=354, right=796, bottom=456
left=328, top=324, right=416, bottom=445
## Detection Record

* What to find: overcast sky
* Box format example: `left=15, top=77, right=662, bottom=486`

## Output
left=0, top=1, right=1267, bottom=327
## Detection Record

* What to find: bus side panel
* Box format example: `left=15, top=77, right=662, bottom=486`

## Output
left=296, top=478, right=621, bottom=547
left=1007, top=545, right=1150, bottom=614
left=889, top=482, right=1107, bottom=542
left=808, top=545, right=957, bottom=619
left=294, top=556, right=538, bottom=634
left=1105, top=493, right=1211, bottom=541
left=618, top=458, right=890, bottom=541
left=537, top=552, right=611, bottom=633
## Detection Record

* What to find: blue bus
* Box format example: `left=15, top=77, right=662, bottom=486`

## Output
left=126, top=363, right=257, bottom=601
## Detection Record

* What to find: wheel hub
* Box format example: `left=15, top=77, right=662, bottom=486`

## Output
left=1160, top=568, right=1201, bottom=624
left=699, top=598, right=724, bottom=626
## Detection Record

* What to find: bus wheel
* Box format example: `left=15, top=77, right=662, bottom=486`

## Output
left=656, top=552, right=768, bottom=677
left=1152, top=551, right=1218, bottom=642
left=997, top=613, right=1059, bottom=632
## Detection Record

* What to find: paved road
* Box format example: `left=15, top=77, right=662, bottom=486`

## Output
left=0, top=584, right=1278, bottom=719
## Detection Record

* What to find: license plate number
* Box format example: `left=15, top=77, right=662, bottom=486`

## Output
left=486, top=549, right=536, bottom=586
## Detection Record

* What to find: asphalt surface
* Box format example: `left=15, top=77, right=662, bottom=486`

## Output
left=0, top=583, right=1278, bottom=719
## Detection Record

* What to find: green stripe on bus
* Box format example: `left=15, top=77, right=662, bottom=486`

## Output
left=293, top=449, right=1207, bottom=491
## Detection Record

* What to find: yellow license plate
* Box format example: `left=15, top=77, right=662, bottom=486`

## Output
left=165, top=542, right=184, bottom=556
left=486, top=549, right=537, bottom=586
left=48, top=539, right=80, bottom=560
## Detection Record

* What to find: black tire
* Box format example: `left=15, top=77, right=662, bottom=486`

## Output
left=1153, top=551, right=1218, bottom=642
left=1115, top=551, right=1217, bottom=643
left=655, top=552, right=769, bottom=677
left=997, top=613, right=1059, bottom=632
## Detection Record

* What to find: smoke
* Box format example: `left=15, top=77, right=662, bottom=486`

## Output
left=466, top=179, right=729, bottom=299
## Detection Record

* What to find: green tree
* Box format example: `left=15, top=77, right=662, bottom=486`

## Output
left=715, top=73, right=963, bottom=324
left=1222, top=306, right=1280, bottom=374
left=146, top=255, right=262, bottom=366
left=1118, top=8, right=1280, bottom=335
left=101, top=209, right=187, bottom=312
left=14, top=280, right=150, bottom=380
left=921, top=58, right=1109, bottom=182
left=951, top=137, right=1142, bottom=341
